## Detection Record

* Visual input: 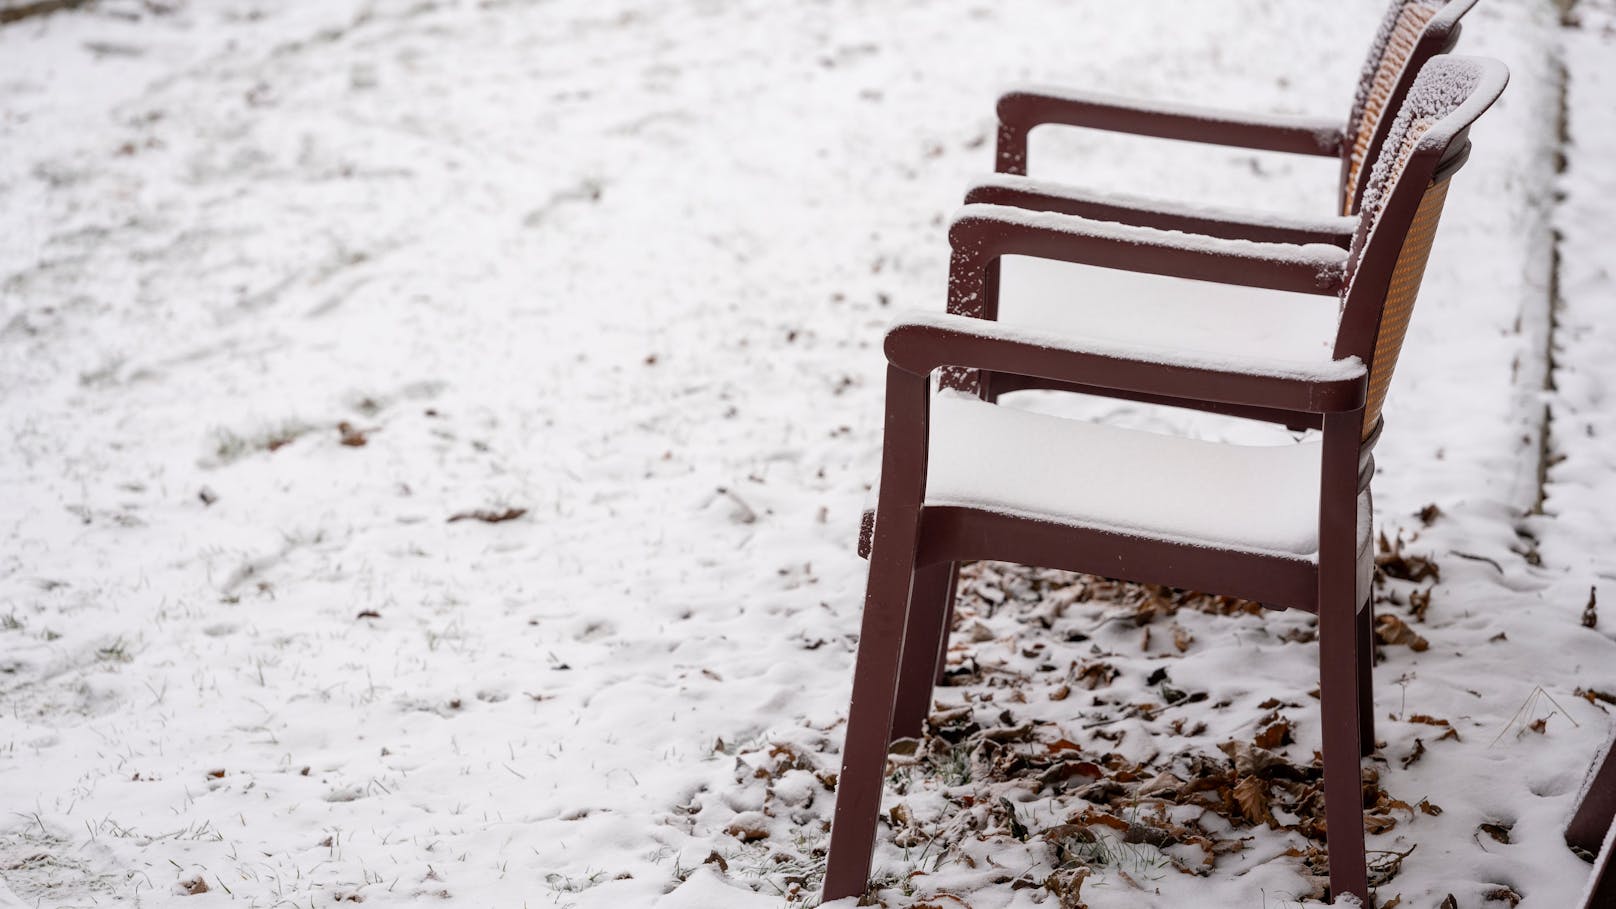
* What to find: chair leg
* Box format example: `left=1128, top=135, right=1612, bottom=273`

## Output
left=823, top=525, right=924, bottom=902
left=1568, top=732, right=1616, bottom=856
left=1357, top=597, right=1376, bottom=756
left=890, top=561, right=955, bottom=741
left=934, top=564, right=959, bottom=685
left=1317, top=414, right=1369, bottom=904
left=1320, top=593, right=1370, bottom=902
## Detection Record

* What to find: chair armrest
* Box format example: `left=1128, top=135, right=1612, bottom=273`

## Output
left=965, top=174, right=1358, bottom=248
left=996, top=84, right=1345, bottom=173
left=948, top=204, right=1349, bottom=308
left=885, top=311, right=1366, bottom=414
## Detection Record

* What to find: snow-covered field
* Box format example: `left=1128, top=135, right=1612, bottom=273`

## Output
left=0, top=0, right=1611, bottom=906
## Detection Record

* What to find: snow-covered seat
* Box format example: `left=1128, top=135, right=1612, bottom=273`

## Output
left=927, top=392, right=1327, bottom=559
left=995, top=257, right=1340, bottom=378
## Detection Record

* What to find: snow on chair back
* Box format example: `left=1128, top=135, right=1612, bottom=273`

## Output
left=1337, top=55, right=1507, bottom=439
left=1343, top=0, right=1477, bottom=214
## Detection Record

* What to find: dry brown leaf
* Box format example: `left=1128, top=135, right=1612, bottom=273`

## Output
left=1043, top=867, right=1090, bottom=909
left=1071, top=805, right=1130, bottom=833
left=1074, top=661, right=1118, bottom=690
left=1375, top=614, right=1430, bottom=651
left=1364, top=813, right=1397, bottom=834
left=1484, top=885, right=1523, bottom=907
left=1171, top=623, right=1194, bottom=653
left=1255, top=719, right=1293, bottom=750
left=447, top=506, right=527, bottom=524
left=1232, top=775, right=1273, bottom=825
left=1400, top=738, right=1426, bottom=769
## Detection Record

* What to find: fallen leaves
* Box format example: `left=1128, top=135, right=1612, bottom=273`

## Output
left=1375, top=614, right=1430, bottom=651
left=724, top=812, right=771, bottom=843
left=1376, top=531, right=1441, bottom=583
left=1484, top=884, right=1523, bottom=907
left=447, top=506, right=527, bottom=524
left=1407, top=713, right=1460, bottom=741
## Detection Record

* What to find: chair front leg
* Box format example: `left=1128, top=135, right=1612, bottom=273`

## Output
left=1567, top=731, right=1616, bottom=857
left=890, top=560, right=956, bottom=742
left=824, top=367, right=932, bottom=904
left=1318, top=414, right=1369, bottom=904
left=1357, top=596, right=1376, bottom=756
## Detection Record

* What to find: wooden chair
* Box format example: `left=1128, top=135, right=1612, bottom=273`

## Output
left=825, top=56, right=1508, bottom=905
left=980, top=0, right=1477, bottom=245
left=1570, top=731, right=1616, bottom=907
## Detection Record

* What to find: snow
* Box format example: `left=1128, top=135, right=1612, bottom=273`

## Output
left=0, top=0, right=1609, bottom=907
left=925, top=393, right=1330, bottom=558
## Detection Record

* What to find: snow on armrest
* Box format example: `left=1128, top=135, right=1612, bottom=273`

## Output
left=996, top=83, right=1345, bottom=157
left=949, top=203, right=1350, bottom=296
left=884, top=310, right=1366, bottom=414
left=966, top=174, right=1358, bottom=247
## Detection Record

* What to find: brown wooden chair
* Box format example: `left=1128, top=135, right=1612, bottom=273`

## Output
left=1570, top=731, right=1616, bottom=907
left=980, top=0, right=1477, bottom=245
left=825, top=55, right=1508, bottom=905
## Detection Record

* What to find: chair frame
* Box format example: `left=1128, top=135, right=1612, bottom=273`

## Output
left=823, top=56, right=1506, bottom=905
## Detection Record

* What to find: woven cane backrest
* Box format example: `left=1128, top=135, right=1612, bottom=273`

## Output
left=1343, top=57, right=1499, bottom=439
left=1361, top=153, right=1447, bottom=435
left=1343, top=0, right=1448, bottom=214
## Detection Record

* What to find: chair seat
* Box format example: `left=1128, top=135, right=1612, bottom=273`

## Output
left=926, top=394, right=1330, bottom=559
left=997, top=255, right=1341, bottom=374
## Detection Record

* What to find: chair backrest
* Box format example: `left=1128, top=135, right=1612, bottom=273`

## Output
left=1333, top=55, right=1508, bottom=439
left=1341, top=0, right=1478, bottom=215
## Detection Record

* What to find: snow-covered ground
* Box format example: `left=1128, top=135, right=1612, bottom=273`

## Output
left=0, top=0, right=1610, bottom=906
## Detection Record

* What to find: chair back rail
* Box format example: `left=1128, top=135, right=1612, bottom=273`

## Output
left=1343, top=0, right=1476, bottom=213
left=1336, top=55, right=1506, bottom=438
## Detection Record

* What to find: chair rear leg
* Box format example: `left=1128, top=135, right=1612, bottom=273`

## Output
left=823, top=531, right=923, bottom=901
left=891, top=561, right=955, bottom=741
left=1357, top=597, right=1376, bottom=756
